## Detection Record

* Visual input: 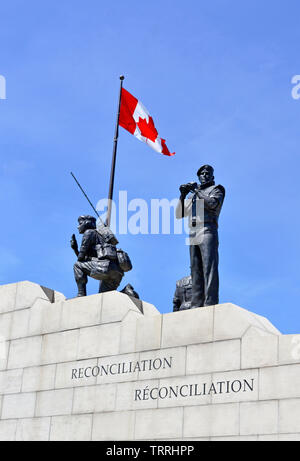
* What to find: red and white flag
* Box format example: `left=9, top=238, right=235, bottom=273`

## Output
left=119, top=88, right=175, bottom=156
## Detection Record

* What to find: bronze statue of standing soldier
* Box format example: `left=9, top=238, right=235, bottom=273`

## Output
left=176, top=165, right=225, bottom=308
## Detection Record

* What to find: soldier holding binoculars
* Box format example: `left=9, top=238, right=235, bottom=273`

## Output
left=176, top=165, right=225, bottom=308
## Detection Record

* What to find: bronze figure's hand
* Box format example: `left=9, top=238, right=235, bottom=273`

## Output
left=70, top=234, right=78, bottom=251
left=179, top=184, right=189, bottom=197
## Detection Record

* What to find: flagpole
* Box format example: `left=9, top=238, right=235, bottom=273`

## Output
left=106, top=75, right=125, bottom=227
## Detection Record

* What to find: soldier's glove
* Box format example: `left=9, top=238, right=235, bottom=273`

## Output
left=77, top=252, right=85, bottom=262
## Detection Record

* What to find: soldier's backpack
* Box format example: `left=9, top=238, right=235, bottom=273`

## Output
left=96, top=243, right=117, bottom=261
left=116, top=248, right=132, bottom=272
left=96, top=223, right=119, bottom=245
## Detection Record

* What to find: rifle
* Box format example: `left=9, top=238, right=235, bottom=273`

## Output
left=70, top=172, right=118, bottom=245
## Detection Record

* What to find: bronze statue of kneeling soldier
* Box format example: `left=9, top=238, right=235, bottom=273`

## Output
left=71, top=215, right=132, bottom=297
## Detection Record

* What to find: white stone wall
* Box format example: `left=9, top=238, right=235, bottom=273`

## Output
left=0, top=281, right=299, bottom=441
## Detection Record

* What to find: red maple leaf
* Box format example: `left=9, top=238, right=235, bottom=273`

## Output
left=137, top=116, right=158, bottom=142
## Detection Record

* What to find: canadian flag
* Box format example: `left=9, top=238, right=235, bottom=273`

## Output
left=119, top=88, right=175, bottom=156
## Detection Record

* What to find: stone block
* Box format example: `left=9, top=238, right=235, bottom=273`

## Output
left=73, top=383, right=117, bottom=414
left=8, top=336, right=42, bottom=369
left=41, top=329, right=79, bottom=365
left=183, top=403, right=239, bottom=438
left=161, top=308, right=214, bottom=348
left=135, top=315, right=162, bottom=352
left=77, top=323, right=120, bottom=360
left=186, top=339, right=240, bottom=375
left=0, top=339, right=9, bottom=371
left=279, top=335, right=300, bottom=365
left=28, top=298, right=62, bottom=336
left=92, top=411, right=135, bottom=441
left=10, top=308, right=30, bottom=339
left=119, top=312, right=138, bottom=354
left=0, top=368, right=23, bottom=394
left=278, top=433, right=300, bottom=441
left=0, top=312, right=12, bottom=340
left=55, top=358, right=98, bottom=389
left=50, top=414, right=92, bottom=441
left=2, top=392, right=36, bottom=419
left=258, top=434, right=279, bottom=441
left=35, top=388, right=73, bottom=417
left=241, top=327, right=278, bottom=369
left=0, top=419, right=17, bottom=441
left=134, top=407, right=183, bottom=440
left=279, top=399, right=300, bottom=434
left=16, top=417, right=50, bottom=441
left=259, top=364, right=300, bottom=400
left=60, top=295, right=102, bottom=331
left=240, top=401, right=278, bottom=435
left=22, top=365, right=56, bottom=392
left=211, top=435, right=258, bottom=441
left=0, top=283, right=17, bottom=314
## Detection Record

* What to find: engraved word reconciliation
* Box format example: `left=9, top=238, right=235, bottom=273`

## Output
left=71, top=356, right=173, bottom=379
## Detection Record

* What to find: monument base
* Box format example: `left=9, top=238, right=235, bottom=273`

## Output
left=0, top=281, right=300, bottom=441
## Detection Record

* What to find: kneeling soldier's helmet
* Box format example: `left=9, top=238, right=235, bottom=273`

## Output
left=77, top=215, right=96, bottom=234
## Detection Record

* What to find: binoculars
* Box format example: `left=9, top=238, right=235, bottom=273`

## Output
left=180, top=182, right=198, bottom=194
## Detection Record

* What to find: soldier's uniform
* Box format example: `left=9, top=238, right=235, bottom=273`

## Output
left=176, top=172, right=225, bottom=308
left=173, top=276, right=192, bottom=312
left=74, top=228, right=123, bottom=296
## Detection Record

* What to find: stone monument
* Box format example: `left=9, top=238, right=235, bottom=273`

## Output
left=0, top=280, right=300, bottom=441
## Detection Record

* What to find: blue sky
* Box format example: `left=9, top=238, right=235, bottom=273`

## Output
left=0, top=0, right=300, bottom=334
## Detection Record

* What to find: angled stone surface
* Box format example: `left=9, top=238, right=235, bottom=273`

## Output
left=28, top=298, right=62, bottom=337
left=15, top=281, right=55, bottom=310
left=0, top=281, right=61, bottom=315
left=100, top=291, right=145, bottom=324
left=213, top=303, right=281, bottom=341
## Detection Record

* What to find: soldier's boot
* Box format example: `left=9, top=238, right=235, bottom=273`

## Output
left=76, top=281, right=87, bottom=297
